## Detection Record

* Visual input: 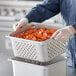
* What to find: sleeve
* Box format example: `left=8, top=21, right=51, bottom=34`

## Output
left=25, top=0, right=60, bottom=23
left=72, top=24, right=76, bottom=30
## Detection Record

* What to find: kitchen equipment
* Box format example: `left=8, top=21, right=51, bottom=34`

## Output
left=7, top=24, right=66, bottom=62
left=9, top=55, right=66, bottom=76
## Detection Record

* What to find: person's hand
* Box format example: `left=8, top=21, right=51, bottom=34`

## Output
left=10, top=24, right=35, bottom=37
left=13, top=18, right=29, bottom=31
left=51, top=26, right=76, bottom=42
left=11, top=22, right=40, bottom=37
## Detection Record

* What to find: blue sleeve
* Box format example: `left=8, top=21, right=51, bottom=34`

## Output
left=72, top=24, right=76, bottom=30
left=25, top=0, right=60, bottom=23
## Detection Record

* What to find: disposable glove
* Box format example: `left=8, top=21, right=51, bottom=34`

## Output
left=51, top=26, right=76, bottom=43
left=13, top=18, right=29, bottom=31
left=11, top=24, right=35, bottom=37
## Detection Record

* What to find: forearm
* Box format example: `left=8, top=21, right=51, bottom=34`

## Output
left=25, top=0, right=60, bottom=23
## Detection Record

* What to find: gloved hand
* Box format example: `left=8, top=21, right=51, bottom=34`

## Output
left=51, top=26, right=76, bottom=42
left=13, top=18, right=29, bottom=31
left=10, top=24, right=35, bottom=37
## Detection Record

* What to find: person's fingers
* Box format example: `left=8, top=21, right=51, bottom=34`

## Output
left=10, top=31, right=19, bottom=37
left=10, top=24, right=35, bottom=37
left=15, top=24, right=34, bottom=33
left=13, top=19, right=28, bottom=31
left=13, top=22, right=19, bottom=31
left=13, top=22, right=25, bottom=31
left=51, top=30, right=66, bottom=43
left=51, top=30, right=60, bottom=39
left=54, top=33, right=69, bottom=43
left=54, top=33, right=62, bottom=40
left=16, top=22, right=26, bottom=30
